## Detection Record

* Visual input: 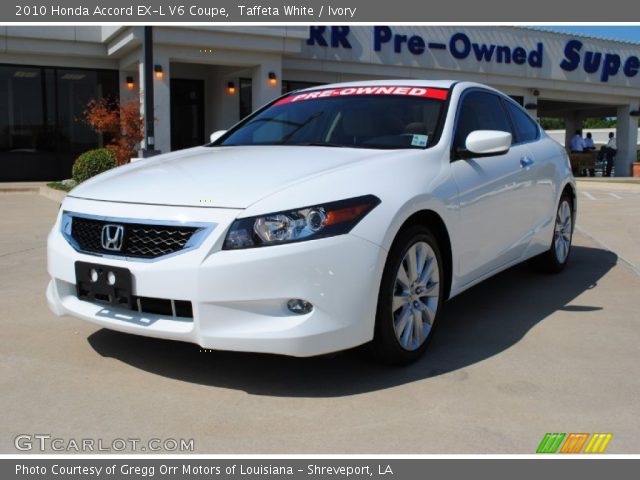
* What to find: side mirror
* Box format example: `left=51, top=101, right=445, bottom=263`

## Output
left=457, top=130, right=512, bottom=159
left=209, top=130, right=227, bottom=143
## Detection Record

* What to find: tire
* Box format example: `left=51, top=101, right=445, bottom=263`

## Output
left=529, top=193, right=574, bottom=273
left=371, top=225, right=445, bottom=365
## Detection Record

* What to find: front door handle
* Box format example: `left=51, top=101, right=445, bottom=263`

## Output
left=520, top=156, right=535, bottom=168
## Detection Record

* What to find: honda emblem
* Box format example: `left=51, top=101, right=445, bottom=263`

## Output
left=101, top=224, right=124, bottom=251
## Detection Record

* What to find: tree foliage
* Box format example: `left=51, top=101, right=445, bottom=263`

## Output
left=583, top=117, right=617, bottom=129
left=83, top=98, right=144, bottom=165
left=540, top=118, right=565, bottom=130
left=540, top=117, right=617, bottom=131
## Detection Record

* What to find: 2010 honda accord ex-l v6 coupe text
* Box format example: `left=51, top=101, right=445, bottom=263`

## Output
left=47, top=80, right=576, bottom=364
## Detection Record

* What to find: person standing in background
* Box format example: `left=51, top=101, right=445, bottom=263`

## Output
left=604, top=132, right=617, bottom=177
left=582, top=132, right=596, bottom=176
left=569, top=130, right=587, bottom=176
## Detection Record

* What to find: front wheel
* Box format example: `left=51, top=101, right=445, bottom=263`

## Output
left=529, top=194, right=574, bottom=273
left=371, top=225, right=444, bottom=365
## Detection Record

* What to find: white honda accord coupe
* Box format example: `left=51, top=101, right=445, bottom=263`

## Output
left=47, top=80, right=576, bottom=364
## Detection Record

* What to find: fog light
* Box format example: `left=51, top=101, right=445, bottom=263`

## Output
left=287, top=299, right=313, bottom=315
left=90, top=268, right=98, bottom=283
left=107, top=271, right=116, bottom=285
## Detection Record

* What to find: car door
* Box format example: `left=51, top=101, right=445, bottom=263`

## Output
left=449, top=90, right=535, bottom=286
left=503, top=100, right=554, bottom=236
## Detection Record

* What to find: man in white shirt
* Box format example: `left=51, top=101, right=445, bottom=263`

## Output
left=604, top=132, right=617, bottom=177
left=570, top=130, right=586, bottom=152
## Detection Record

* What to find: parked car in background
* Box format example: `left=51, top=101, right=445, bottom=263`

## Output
left=47, top=80, right=576, bottom=364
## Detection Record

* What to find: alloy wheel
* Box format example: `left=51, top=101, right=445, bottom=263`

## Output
left=554, top=200, right=572, bottom=264
left=392, top=241, right=440, bottom=351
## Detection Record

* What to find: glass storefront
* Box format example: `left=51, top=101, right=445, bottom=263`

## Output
left=0, top=64, right=118, bottom=181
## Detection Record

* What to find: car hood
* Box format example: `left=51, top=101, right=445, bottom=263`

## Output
left=69, top=146, right=396, bottom=208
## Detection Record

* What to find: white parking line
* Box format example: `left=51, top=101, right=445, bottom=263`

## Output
left=582, top=191, right=597, bottom=200
left=608, top=192, right=623, bottom=200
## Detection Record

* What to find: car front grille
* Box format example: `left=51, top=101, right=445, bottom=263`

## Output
left=69, top=216, right=203, bottom=259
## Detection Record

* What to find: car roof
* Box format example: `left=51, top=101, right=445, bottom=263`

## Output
left=295, top=79, right=503, bottom=96
left=297, top=79, right=457, bottom=92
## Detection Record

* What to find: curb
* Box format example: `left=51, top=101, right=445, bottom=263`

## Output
left=576, top=178, right=640, bottom=185
left=39, top=186, right=67, bottom=203
left=0, top=183, right=67, bottom=203
left=0, top=186, right=40, bottom=194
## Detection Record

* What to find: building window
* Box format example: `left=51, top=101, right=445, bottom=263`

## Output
left=509, top=95, right=524, bottom=106
left=0, top=64, right=118, bottom=181
left=505, top=101, right=540, bottom=143
left=281, top=80, right=323, bottom=94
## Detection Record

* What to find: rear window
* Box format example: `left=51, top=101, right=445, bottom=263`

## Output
left=215, top=86, right=449, bottom=150
left=505, top=101, right=539, bottom=143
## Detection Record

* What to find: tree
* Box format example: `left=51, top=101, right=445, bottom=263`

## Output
left=83, top=98, right=144, bottom=165
left=540, top=118, right=565, bottom=130
left=583, top=117, right=616, bottom=129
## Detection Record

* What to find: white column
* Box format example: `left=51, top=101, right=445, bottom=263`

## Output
left=117, top=70, right=139, bottom=156
left=564, top=113, right=581, bottom=151
left=251, top=56, right=282, bottom=111
left=118, top=71, right=138, bottom=105
left=138, top=61, right=147, bottom=154
left=209, top=66, right=241, bottom=132
left=615, top=105, right=639, bottom=177
left=137, top=53, right=171, bottom=154
left=153, top=52, right=171, bottom=154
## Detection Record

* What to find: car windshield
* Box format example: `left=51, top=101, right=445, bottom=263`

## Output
left=214, top=86, right=448, bottom=149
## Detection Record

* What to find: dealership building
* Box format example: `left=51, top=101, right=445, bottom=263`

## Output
left=1, top=25, right=639, bottom=181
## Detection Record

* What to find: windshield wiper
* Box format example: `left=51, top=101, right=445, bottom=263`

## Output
left=246, top=117, right=303, bottom=128
left=280, top=111, right=324, bottom=143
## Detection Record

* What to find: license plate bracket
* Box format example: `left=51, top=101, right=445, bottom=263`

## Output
left=75, top=261, right=133, bottom=309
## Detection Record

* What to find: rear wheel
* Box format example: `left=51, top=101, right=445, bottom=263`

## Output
left=530, top=194, right=574, bottom=273
left=372, top=225, right=444, bottom=365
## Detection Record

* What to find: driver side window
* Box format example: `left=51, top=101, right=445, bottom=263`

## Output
left=454, top=91, right=513, bottom=151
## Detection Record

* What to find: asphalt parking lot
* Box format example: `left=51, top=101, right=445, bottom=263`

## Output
left=1, top=182, right=639, bottom=454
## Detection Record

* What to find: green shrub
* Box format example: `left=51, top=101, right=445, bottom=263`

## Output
left=72, top=148, right=117, bottom=184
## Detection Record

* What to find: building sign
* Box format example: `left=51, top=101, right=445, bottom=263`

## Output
left=560, top=39, right=639, bottom=82
left=307, top=26, right=640, bottom=84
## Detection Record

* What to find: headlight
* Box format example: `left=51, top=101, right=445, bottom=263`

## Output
left=223, top=195, right=381, bottom=249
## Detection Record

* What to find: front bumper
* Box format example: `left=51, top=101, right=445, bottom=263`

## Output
left=47, top=196, right=385, bottom=357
